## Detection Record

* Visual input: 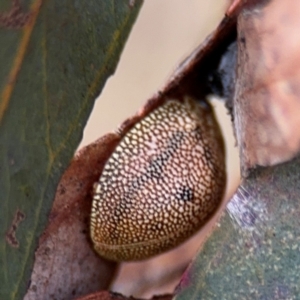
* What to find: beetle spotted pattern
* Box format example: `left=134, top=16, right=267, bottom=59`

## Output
left=90, top=97, right=226, bottom=261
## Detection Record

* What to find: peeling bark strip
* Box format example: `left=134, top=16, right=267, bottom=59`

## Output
left=0, top=0, right=31, bottom=29
left=5, top=209, right=25, bottom=248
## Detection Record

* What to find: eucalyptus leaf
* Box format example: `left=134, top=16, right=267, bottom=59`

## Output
left=175, top=156, right=300, bottom=299
left=0, top=1, right=142, bottom=299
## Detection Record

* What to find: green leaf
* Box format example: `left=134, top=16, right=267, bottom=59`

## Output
left=0, top=0, right=143, bottom=299
left=175, top=156, right=300, bottom=299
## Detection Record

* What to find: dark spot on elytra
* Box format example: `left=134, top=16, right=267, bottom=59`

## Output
left=176, top=186, right=194, bottom=202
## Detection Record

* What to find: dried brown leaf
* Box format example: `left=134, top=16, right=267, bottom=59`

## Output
left=234, top=0, right=300, bottom=171
left=24, top=135, right=120, bottom=300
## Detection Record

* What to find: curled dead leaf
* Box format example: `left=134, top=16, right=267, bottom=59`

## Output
left=24, top=135, right=120, bottom=300
left=234, top=0, right=300, bottom=171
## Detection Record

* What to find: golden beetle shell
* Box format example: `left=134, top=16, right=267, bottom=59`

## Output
left=90, top=97, right=226, bottom=261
